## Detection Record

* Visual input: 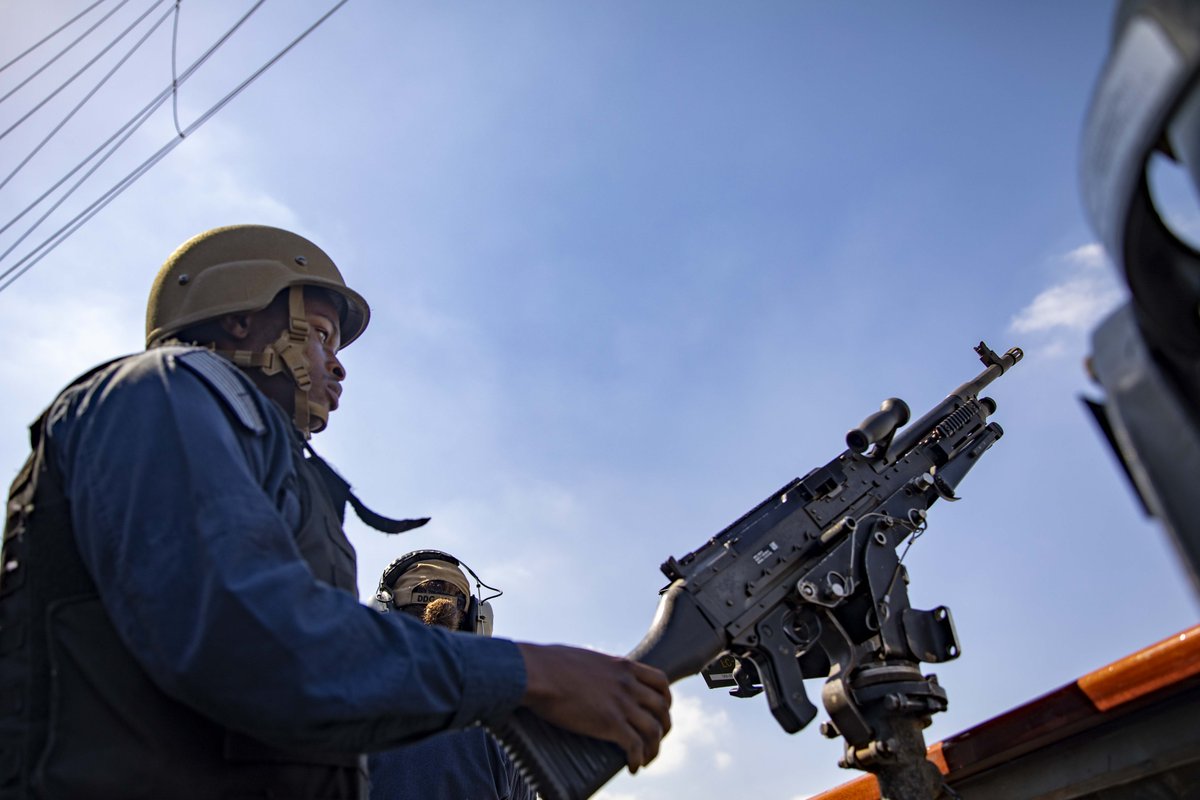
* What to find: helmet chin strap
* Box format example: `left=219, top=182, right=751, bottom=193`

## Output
left=306, top=399, right=329, bottom=435
left=223, top=286, right=327, bottom=438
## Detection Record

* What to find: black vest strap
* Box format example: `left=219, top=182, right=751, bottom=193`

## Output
left=302, top=443, right=430, bottom=534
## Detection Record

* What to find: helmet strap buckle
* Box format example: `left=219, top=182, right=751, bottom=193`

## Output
left=230, top=348, right=277, bottom=373
left=214, top=286, right=324, bottom=437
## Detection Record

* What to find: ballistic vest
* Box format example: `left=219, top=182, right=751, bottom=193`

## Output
left=0, top=359, right=368, bottom=800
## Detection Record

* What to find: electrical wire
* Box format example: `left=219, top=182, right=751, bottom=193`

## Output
left=0, top=91, right=168, bottom=286
left=0, top=0, right=111, bottom=76
left=0, top=0, right=134, bottom=107
left=1, top=75, right=178, bottom=241
left=0, top=1, right=174, bottom=200
left=1, top=0, right=169, bottom=143
left=0, top=0, right=355, bottom=294
left=0, top=129, right=176, bottom=294
left=0, top=0, right=272, bottom=278
left=171, top=1, right=184, bottom=138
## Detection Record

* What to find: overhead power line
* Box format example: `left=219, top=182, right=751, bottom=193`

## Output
left=0, top=0, right=112, bottom=76
left=0, top=0, right=134, bottom=107
left=0, top=0, right=174, bottom=176
left=0, top=0, right=355, bottom=295
left=0, top=0, right=268, bottom=248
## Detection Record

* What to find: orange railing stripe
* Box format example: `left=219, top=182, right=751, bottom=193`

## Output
left=1076, top=624, right=1200, bottom=712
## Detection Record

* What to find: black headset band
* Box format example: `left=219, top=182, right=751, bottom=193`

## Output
left=377, top=549, right=463, bottom=595
left=376, top=549, right=502, bottom=635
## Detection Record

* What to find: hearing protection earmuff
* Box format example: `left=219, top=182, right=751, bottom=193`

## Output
left=372, top=549, right=501, bottom=636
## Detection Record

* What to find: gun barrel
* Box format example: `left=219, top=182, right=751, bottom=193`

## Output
left=886, top=344, right=1021, bottom=459
left=956, top=344, right=1023, bottom=398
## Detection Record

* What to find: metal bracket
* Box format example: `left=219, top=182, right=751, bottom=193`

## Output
left=902, top=606, right=960, bottom=664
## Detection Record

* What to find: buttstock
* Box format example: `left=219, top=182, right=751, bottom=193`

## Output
left=491, top=584, right=726, bottom=799
left=490, top=710, right=625, bottom=800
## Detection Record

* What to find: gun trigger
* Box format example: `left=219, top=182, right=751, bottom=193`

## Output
left=729, top=658, right=764, bottom=698
left=932, top=473, right=960, bottom=501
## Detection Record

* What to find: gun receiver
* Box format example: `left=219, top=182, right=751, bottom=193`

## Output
left=491, top=341, right=1022, bottom=800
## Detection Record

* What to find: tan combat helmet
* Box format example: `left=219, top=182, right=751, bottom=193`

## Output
left=145, top=224, right=370, bottom=436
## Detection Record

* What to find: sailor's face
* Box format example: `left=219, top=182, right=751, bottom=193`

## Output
left=304, top=292, right=345, bottom=420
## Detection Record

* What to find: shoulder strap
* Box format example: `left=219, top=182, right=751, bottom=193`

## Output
left=302, top=443, right=430, bottom=535
left=175, top=349, right=266, bottom=435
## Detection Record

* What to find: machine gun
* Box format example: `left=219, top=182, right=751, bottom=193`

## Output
left=492, top=342, right=1022, bottom=800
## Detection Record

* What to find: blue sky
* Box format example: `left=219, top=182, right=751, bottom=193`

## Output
left=2, top=3, right=1198, bottom=798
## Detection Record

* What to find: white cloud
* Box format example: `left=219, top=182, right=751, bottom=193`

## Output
left=0, top=278, right=143, bottom=483
left=1009, top=276, right=1118, bottom=333
left=1, top=287, right=140, bottom=408
left=160, top=123, right=302, bottom=227
left=595, top=791, right=639, bottom=800
left=639, top=692, right=733, bottom=777
left=1063, top=242, right=1108, bottom=269
left=587, top=692, right=737, bottom=800
left=1009, top=243, right=1125, bottom=336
